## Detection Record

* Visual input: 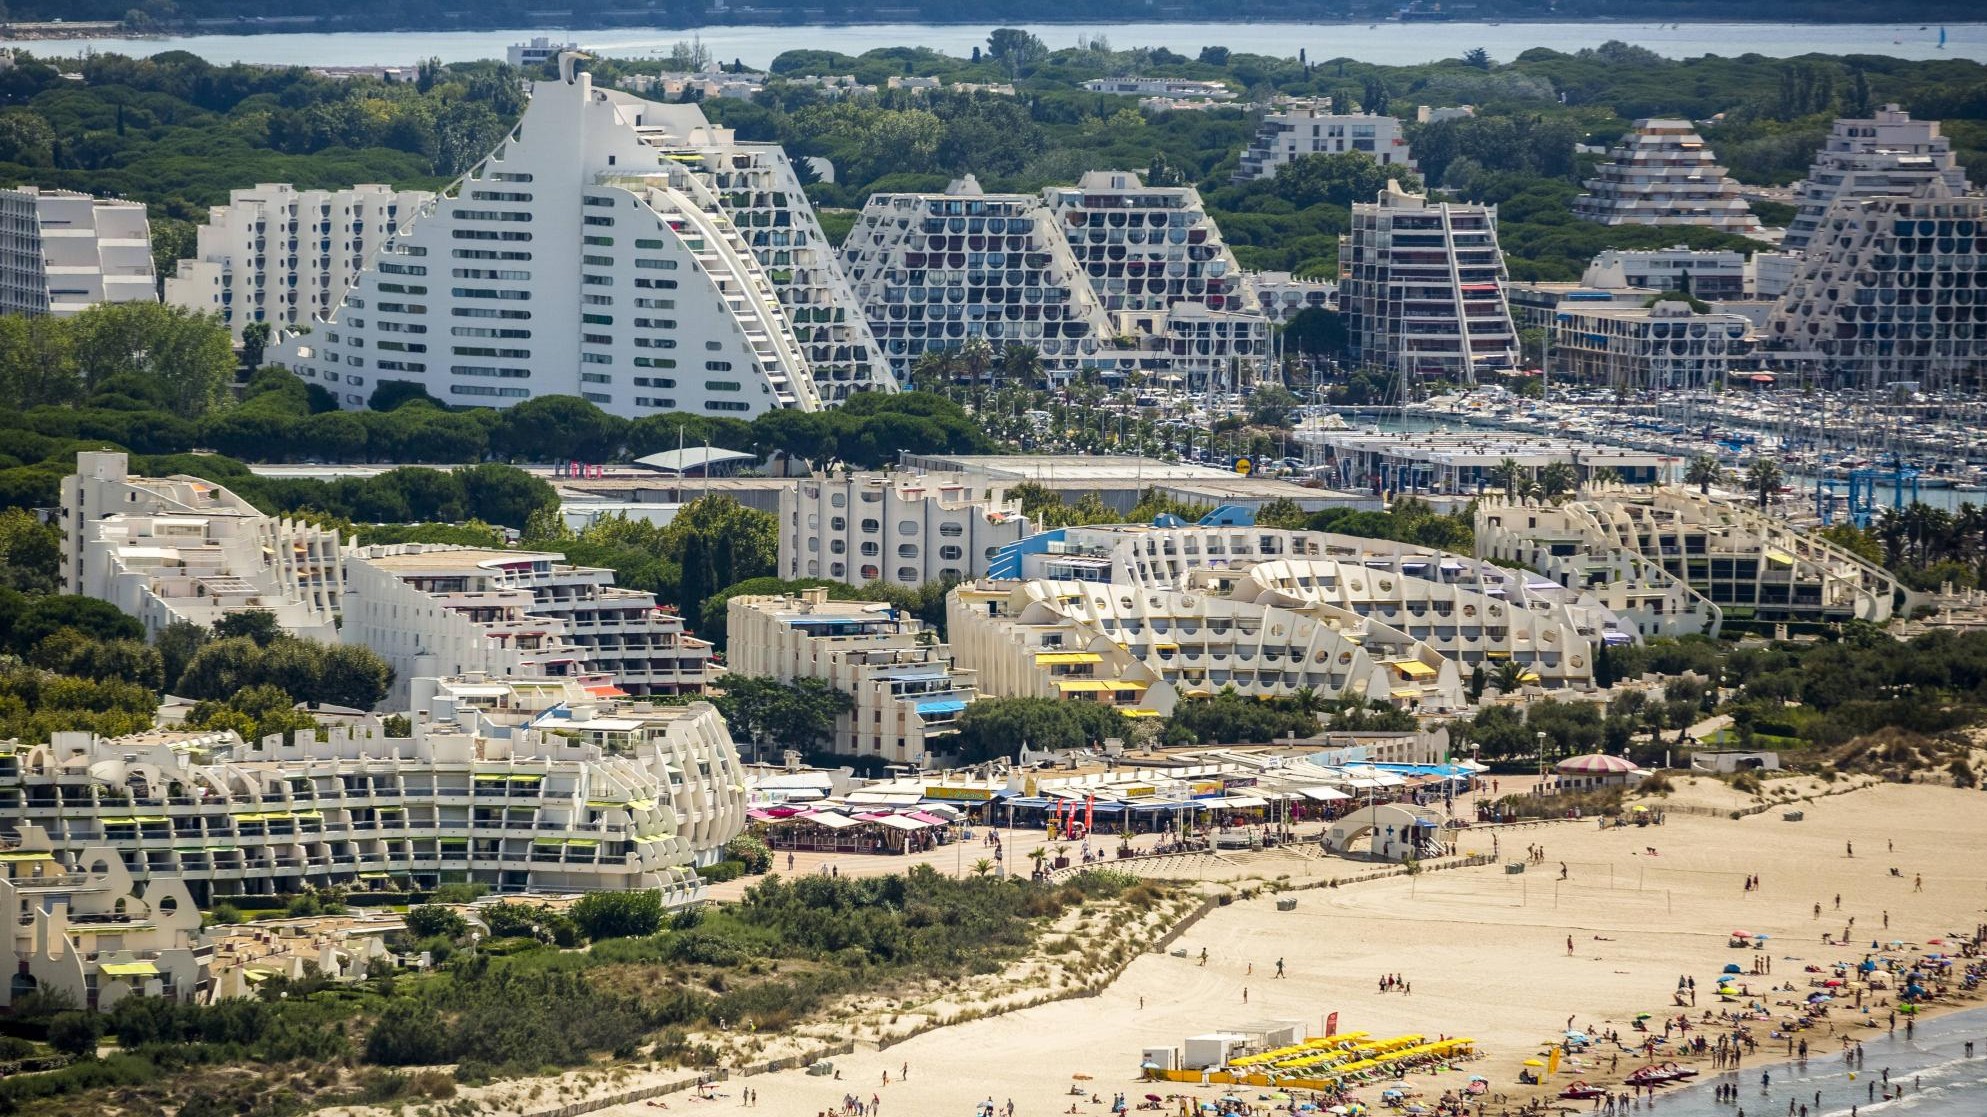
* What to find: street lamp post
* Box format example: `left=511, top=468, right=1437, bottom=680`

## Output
left=1536, top=730, right=1549, bottom=793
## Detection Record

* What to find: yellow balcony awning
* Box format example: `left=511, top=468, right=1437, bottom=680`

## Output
left=1035, top=651, right=1103, bottom=666
left=1120, top=709, right=1163, bottom=718
left=473, top=774, right=507, bottom=783
left=628, top=798, right=657, bottom=811
left=1389, top=688, right=1422, bottom=699
left=1057, top=680, right=1116, bottom=692
left=133, top=816, right=170, bottom=824
left=0, top=851, right=54, bottom=862
left=586, top=800, right=627, bottom=809
left=1152, top=642, right=1180, bottom=651
left=1765, top=547, right=1795, bottom=566
left=99, top=961, right=160, bottom=977
left=508, top=774, right=544, bottom=784
left=566, top=839, right=599, bottom=848
left=1391, top=660, right=1437, bottom=679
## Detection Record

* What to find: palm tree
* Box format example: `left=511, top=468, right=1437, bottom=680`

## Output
left=1589, top=465, right=1622, bottom=489
left=1744, top=459, right=1785, bottom=512
left=1492, top=457, right=1527, bottom=499
left=1684, top=455, right=1722, bottom=495
left=1538, top=461, right=1579, bottom=502
left=960, top=337, right=994, bottom=386
left=1487, top=660, right=1531, bottom=694
left=971, top=858, right=995, bottom=878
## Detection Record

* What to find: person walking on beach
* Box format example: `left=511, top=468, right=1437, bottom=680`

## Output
left=1568, top=936, right=1575, bottom=956
left=1846, top=841, right=1854, bottom=857
left=1275, top=957, right=1285, bottom=979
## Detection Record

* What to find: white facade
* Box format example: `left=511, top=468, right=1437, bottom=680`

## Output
left=727, top=588, right=979, bottom=765
left=507, top=37, right=576, bottom=68
left=1236, top=107, right=1415, bottom=182
left=840, top=175, right=1119, bottom=382
left=1783, top=105, right=1972, bottom=253
left=1581, top=246, right=1750, bottom=301
left=61, top=451, right=343, bottom=642
left=1083, top=76, right=1235, bottom=100
left=164, top=183, right=431, bottom=342
left=779, top=471, right=1030, bottom=586
left=343, top=544, right=715, bottom=707
left=1340, top=182, right=1519, bottom=380
left=1248, top=271, right=1336, bottom=323
left=0, top=820, right=207, bottom=1013
left=1573, top=120, right=1762, bottom=233
left=0, top=186, right=155, bottom=317
left=1766, top=180, right=1987, bottom=388
left=1481, top=489, right=1904, bottom=625
left=1474, top=495, right=1721, bottom=640
left=1551, top=300, right=1752, bottom=391
left=3, top=688, right=746, bottom=903
left=663, top=141, right=892, bottom=401
left=272, top=56, right=827, bottom=418
left=987, top=521, right=1626, bottom=688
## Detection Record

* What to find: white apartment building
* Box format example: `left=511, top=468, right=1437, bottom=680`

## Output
left=0, top=186, right=155, bottom=316
left=1581, top=246, right=1751, bottom=301
left=949, top=574, right=1462, bottom=717
left=1550, top=300, right=1751, bottom=392
left=1082, top=76, right=1235, bottom=100
left=1766, top=180, right=1987, bottom=388
left=508, top=37, right=577, bottom=68
left=727, top=588, right=979, bottom=765
left=1483, top=488, right=1904, bottom=625
left=164, top=183, right=431, bottom=343
left=1783, top=105, right=1972, bottom=253
left=1339, top=182, right=1519, bottom=380
left=840, top=175, right=1120, bottom=382
left=1474, top=495, right=1720, bottom=640
left=1248, top=271, right=1336, bottom=323
left=779, top=471, right=1031, bottom=586
left=2, top=684, right=746, bottom=903
left=1043, top=170, right=1269, bottom=379
left=61, top=451, right=343, bottom=642
left=1236, top=106, right=1415, bottom=182
left=985, top=521, right=1627, bottom=688
left=0, top=821, right=208, bottom=1013
left=272, top=54, right=826, bottom=418
left=662, top=140, right=892, bottom=401
left=343, top=544, right=716, bottom=706
left=1572, top=120, right=1762, bottom=234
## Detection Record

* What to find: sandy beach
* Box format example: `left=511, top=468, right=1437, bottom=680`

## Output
left=600, top=779, right=1987, bottom=1117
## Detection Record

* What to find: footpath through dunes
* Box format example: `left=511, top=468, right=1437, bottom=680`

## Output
left=585, top=779, right=1987, bottom=1117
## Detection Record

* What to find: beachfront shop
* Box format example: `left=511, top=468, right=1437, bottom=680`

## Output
left=747, top=806, right=955, bottom=855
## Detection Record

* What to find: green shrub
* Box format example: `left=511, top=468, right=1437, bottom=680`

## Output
left=723, top=834, right=773, bottom=874
left=700, top=860, right=747, bottom=884
left=403, top=904, right=468, bottom=940
left=431, top=882, right=490, bottom=905
left=571, top=890, right=664, bottom=941
left=45, top=1012, right=103, bottom=1058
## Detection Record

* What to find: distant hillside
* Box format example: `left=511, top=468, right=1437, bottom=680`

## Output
left=12, top=0, right=1987, bottom=37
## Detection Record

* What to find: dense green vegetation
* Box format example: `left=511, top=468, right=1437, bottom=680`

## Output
left=1821, top=504, right=1987, bottom=594
left=0, top=867, right=1161, bottom=1117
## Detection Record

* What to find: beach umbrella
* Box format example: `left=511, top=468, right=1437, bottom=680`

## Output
left=1145, top=1095, right=1163, bottom=1103
left=1731, top=930, right=1753, bottom=939
left=1756, top=934, right=1770, bottom=941
left=1523, top=1059, right=1546, bottom=1067
left=1634, top=1012, right=1653, bottom=1019
left=1723, top=964, right=1743, bottom=973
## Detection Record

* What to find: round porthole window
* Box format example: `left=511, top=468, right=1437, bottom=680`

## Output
left=1570, top=655, right=1584, bottom=669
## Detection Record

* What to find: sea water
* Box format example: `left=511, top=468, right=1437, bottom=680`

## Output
left=1615, top=1007, right=1987, bottom=1117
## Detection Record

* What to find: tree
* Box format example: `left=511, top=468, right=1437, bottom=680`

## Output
left=659, top=496, right=778, bottom=623
left=1684, top=455, right=1723, bottom=495
left=455, top=463, right=559, bottom=529
left=712, top=674, right=852, bottom=760
left=404, top=904, right=468, bottom=940
left=951, top=697, right=1128, bottom=764
left=1745, top=459, right=1785, bottom=511
left=1255, top=498, right=1309, bottom=530
left=365, top=999, right=446, bottom=1065
left=69, top=303, right=234, bottom=418
left=46, top=1011, right=104, bottom=1058
left=1462, top=47, right=1493, bottom=70
left=570, top=890, right=664, bottom=941
left=1491, top=457, right=1527, bottom=499
left=241, top=321, right=272, bottom=373
left=156, top=619, right=208, bottom=693
left=1537, top=461, right=1578, bottom=502
left=213, top=610, right=282, bottom=647
left=1270, top=151, right=1421, bottom=210
left=489, top=395, right=627, bottom=463
left=985, top=28, right=1047, bottom=69
left=0, top=507, right=60, bottom=592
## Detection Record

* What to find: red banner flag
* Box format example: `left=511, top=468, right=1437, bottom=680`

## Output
left=1325, top=1012, right=1339, bottom=1037
left=1085, top=795, right=1094, bottom=835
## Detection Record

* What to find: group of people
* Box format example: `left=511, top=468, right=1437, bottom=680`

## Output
left=1377, top=973, right=1411, bottom=994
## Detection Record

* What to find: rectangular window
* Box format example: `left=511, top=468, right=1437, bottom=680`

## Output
left=634, top=317, right=676, bottom=329
left=633, top=376, right=677, bottom=388
left=634, top=396, right=677, bottom=408
left=632, top=357, right=676, bottom=368
left=634, top=278, right=677, bottom=290
left=583, top=195, right=617, bottom=207
left=583, top=332, right=612, bottom=345
left=583, top=254, right=614, bottom=267
left=469, top=190, right=533, bottom=202
left=582, top=294, right=614, bottom=306
left=635, top=238, right=666, bottom=249
left=452, top=384, right=530, bottom=398
left=633, top=337, right=675, bottom=349
left=705, top=379, right=741, bottom=391
left=452, top=229, right=533, bottom=242
left=581, top=373, right=612, bottom=384
left=452, top=307, right=532, bottom=319
left=582, top=274, right=614, bottom=286
left=705, top=361, right=733, bottom=372
left=454, top=209, right=531, bottom=222
left=452, top=288, right=530, bottom=300
left=377, top=282, right=427, bottom=295
left=376, top=340, right=426, bottom=353
left=581, top=353, right=613, bottom=365
left=582, top=391, right=611, bottom=404
left=451, top=326, right=531, bottom=338
left=492, top=171, right=534, bottom=183
left=634, top=297, right=675, bottom=309
left=583, top=216, right=615, bottom=227
left=379, top=262, right=427, bottom=276
left=583, top=235, right=614, bottom=246
left=452, top=268, right=530, bottom=280
left=705, top=400, right=751, bottom=412
left=376, top=360, right=426, bottom=372
left=453, top=346, right=531, bottom=358
left=635, top=258, right=677, bottom=270
left=452, top=248, right=532, bottom=260
left=582, top=313, right=614, bottom=325
left=451, top=365, right=530, bottom=378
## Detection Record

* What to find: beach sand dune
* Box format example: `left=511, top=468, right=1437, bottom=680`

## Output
left=604, top=781, right=1987, bottom=1117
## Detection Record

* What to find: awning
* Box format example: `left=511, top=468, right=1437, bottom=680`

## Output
left=1119, top=708, right=1163, bottom=718
left=0, top=851, right=54, bottom=862
left=804, top=812, right=861, bottom=829
left=1300, top=787, right=1353, bottom=802
left=99, top=961, right=160, bottom=977
left=1392, top=660, right=1437, bottom=679
left=1219, top=795, right=1268, bottom=809
left=915, top=699, right=968, bottom=715
left=870, top=814, right=931, bottom=831
left=1035, top=651, right=1103, bottom=665
left=1057, top=680, right=1117, bottom=692
left=1765, top=548, right=1796, bottom=566
left=1389, top=688, right=1422, bottom=699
